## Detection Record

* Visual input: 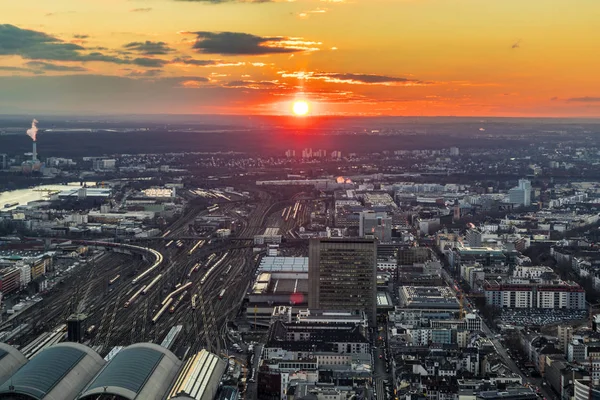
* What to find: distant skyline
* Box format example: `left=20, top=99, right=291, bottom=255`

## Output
left=1, top=0, right=599, bottom=117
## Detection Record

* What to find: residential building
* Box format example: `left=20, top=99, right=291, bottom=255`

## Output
left=0, top=267, right=21, bottom=295
left=466, top=229, right=483, bottom=248
left=484, top=280, right=585, bottom=309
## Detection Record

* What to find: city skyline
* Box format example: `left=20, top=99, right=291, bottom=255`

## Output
left=1, top=0, right=599, bottom=117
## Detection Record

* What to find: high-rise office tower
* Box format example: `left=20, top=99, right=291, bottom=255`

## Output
left=308, top=238, right=377, bottom=325
left=509, top=179, right=532, bottom=206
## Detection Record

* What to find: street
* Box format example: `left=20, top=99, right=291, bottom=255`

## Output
left=441, top=268, right=556, bottom=400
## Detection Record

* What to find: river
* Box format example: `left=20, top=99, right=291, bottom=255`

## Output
left=0, top=182, right=97, bottom=210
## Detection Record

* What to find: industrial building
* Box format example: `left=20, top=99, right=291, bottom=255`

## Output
left=78, top=343, right=181, bottom=400
left=0, top=342, right=105, bottom=400
left=168, top=349, right=227, bottom=400
left=254, top=227, right=282, bottom=245
left=399, top=286, right=461, bottom=310
left=308, top=239, right=377, bottom=325
left=56, top=187, right=112, bottom=200
left=0, top=342, right=230, bottom=400
left=0, top=343, right=27, bottom=386
left=245, top=257, right=309, bottom=326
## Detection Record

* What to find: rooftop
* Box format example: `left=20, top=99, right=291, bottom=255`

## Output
left=258, top=257, right=308, bottom=273
left=168, top=349, right=226, bottom=400
left=0, top=342, right=105, bottom=400
left=79, top=343, right=180, bottom=400
left=400, top=286, right=460, bottom=309
left=0, top=343, right=28, bottom=386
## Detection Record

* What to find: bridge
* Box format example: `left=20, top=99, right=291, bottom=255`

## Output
left=128, top=236, right=254, bottom=242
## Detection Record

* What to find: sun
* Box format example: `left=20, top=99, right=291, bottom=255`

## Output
left=292, top=100, right=310, bottom=116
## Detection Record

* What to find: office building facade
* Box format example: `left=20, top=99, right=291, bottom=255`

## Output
left=308, top=239, right=377, bottom=325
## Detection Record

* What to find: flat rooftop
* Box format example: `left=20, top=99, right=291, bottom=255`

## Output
left=258, top=257, right=308, bottom=273
left=400, top=286, right=460, bottom=309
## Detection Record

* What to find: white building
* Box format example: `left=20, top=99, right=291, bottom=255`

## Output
left=484, top=280, right=586, bottom=309
left=512, top=266, right=554, bottom=280
left=508, top=179, right=532, bottom=206
left=18, top=264, right=31, bottom=288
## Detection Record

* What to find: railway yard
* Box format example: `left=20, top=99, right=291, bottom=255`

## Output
left=0, top=188, right=314, bottom=363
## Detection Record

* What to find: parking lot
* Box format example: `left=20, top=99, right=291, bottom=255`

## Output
left=499, top=309, right=587, bottom=326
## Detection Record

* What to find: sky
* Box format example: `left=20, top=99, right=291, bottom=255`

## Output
left=1, top=0, right=599, bottom=117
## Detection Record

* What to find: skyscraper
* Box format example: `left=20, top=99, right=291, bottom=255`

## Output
left=308, top=238, right=377, bottom=325
left=509, top=179, right=532, bottom=206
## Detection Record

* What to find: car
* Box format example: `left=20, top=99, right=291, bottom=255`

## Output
left=379, top=354, right=383, bottom=359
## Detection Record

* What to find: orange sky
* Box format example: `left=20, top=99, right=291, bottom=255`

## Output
left=1, top=0, right=599, bottom=116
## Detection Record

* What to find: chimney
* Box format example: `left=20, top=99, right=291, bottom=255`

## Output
left=32, top=142, right=37, bottom=162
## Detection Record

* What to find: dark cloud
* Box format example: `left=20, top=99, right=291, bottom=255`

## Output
left=567, top=97, right=600, bottom=102
left=124, top=41, right=173, bottom=55
left=0, top=65, right=32, bottom=72
left=25, top=61, right=88, bottom=72
left=278, top=71, right=422, bottom=85
left=73, top=34, right=89, bottom=39
left=130, top=8, right=153, bottom=12
left=186, top=31, right=320, bottom=55
left=172, top=57, right=221, bottom=66
left=0, top=24, right=171, bottom=68
left=132, top=57, right=168, bottom=67
left=0, top=24, right=85, bottom=60
left=126, top=69, right=163, bottom=77
left=224, top=80, right=278, bottom=88
left=321, top=73, right=415, bottom=84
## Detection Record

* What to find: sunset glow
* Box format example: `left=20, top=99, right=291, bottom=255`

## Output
left=292, top=100, right=310, bottom=116
left=0, top=0, right=598, bottom=116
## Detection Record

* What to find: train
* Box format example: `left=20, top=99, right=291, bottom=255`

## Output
left=187, top=263, right=201, bottom=278
left=151, top=298, right=173, bottom=324
left=200, top=251, right=229, bottom=285
left=142, top=274, right=162, bottom=295
left=191, top=294, right=198, bottom=310
left=169, top=291, right=188, bottom=313
left=219, top=289, right=226, bottom=300
left=108, top=274, right=121, bottom=285
left=39, top=238, right=163, bottom=287
left=188, top=240, right=205, bottom=256
left=124, top=284, right=147, bottom=308
left=161, top=281, right=193, bottom=306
